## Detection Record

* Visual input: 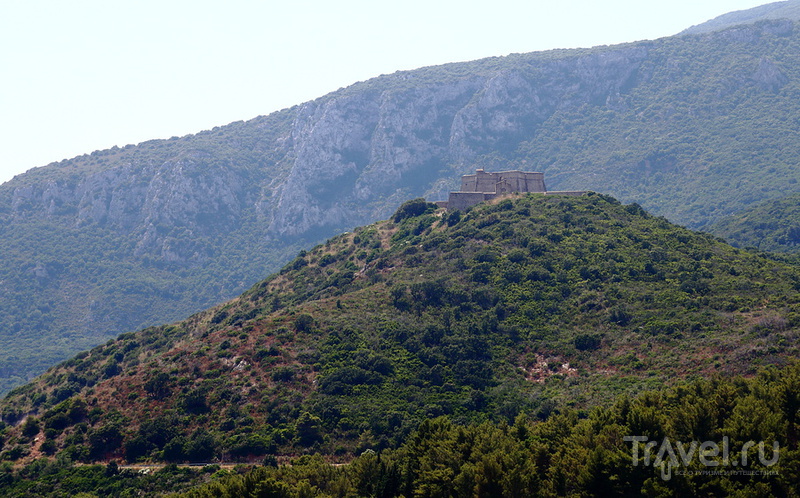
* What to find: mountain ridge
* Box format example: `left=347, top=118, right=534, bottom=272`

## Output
left=681, top=1, right=800, bottom=35
left=4, top=18, right=800, bottom=394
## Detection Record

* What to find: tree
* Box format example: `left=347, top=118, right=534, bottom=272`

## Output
left=185, top=430, right=217, bottom=462
left=180, top=390, right=208, bottom=415
left=88, top=423, right=124, bottom=460
left=21, top=417, right=40, bottom=437
left=163, top=436, right=186, bottom=462
left=392, top=198, right=436, bottom=222
left=295, top=412, right=323, bottom=447
left=294, top=314, right=314, bottom=333
left=144, top=372, right=171, bottom=400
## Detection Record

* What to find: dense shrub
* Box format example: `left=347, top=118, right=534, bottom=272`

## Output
left=392, top=198, right=436, bottom=223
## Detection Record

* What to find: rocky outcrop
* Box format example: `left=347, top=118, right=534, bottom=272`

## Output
left=751, top=57, right=789, bottom=91
left=6, top=151, right=273, bottom=264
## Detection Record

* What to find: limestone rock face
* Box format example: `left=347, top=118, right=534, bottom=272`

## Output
left=1, top=21, right=786, bottom=250
left=752, top=57, right=789, bottom=91
left=8, top=155, right=259, bottom=265
left=266, top=46, right=648, bottom=237
left=0, top=42, right=708, bottom=245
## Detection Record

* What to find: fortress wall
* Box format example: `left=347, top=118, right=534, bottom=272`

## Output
left=439, top=169, right=574, bottom=210
left=523, top=172, right=546, bottom=192
left=474, top=170, right=500, bottom=193
left=461, top=170, right=546, bottom=194
left=447, top=192, right=491, bottom=211
left=461, top=174, right=478, bottom=191
left=545, top=191, right=587, bottom=197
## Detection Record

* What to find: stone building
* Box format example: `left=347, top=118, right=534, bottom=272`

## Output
left=436, top=169, right=585, bottom=210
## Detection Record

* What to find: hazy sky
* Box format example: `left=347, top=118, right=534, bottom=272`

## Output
left=0, top=0, right=776, bottom=184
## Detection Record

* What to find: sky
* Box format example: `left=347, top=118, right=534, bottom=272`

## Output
left=0, top=0, right=777, bottom=184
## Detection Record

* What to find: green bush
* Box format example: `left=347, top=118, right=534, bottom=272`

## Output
left=392, top=198, right=436, bottom=223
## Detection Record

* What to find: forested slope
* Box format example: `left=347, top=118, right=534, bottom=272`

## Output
left=178, top=364, right=800, bottom=497
left=1, top=194, right=798, bottom=474
left=706, top=192, right=800, bottom=253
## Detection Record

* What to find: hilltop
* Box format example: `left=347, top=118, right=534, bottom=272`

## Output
left=1, top=194, right=798, bottom=470
left=5, top=17, right=800, bottom=394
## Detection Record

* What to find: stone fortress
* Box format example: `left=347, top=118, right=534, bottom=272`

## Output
left=436, top=169, right=586, bottom=210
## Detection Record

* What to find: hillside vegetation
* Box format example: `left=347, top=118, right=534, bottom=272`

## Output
left=6, top=19, right=800, bottom=394
left=1, top=194, right=798, bottom=480
left=3, top=364, right=797, bottom=497
left=706, top=192, right=800, bottom=254
left=177, top=363, right=800, bottom=497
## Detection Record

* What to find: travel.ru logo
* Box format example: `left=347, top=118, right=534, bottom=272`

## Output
left=624, top=436, right=780, bottom=481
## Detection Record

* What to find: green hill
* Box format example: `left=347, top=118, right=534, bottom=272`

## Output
left=1, top=194, right=798, bottom=478
left=7, top=15, right=800, bottom=397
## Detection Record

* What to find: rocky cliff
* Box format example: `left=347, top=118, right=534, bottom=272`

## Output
left=7, top=45, right=650, bottom=239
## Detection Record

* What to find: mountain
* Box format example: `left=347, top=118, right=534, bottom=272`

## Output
left=6, top=15, right=800, bottom=395
left=681, top=1, right=800, bottom=35
left=2, top=194, right=799, bottom=472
